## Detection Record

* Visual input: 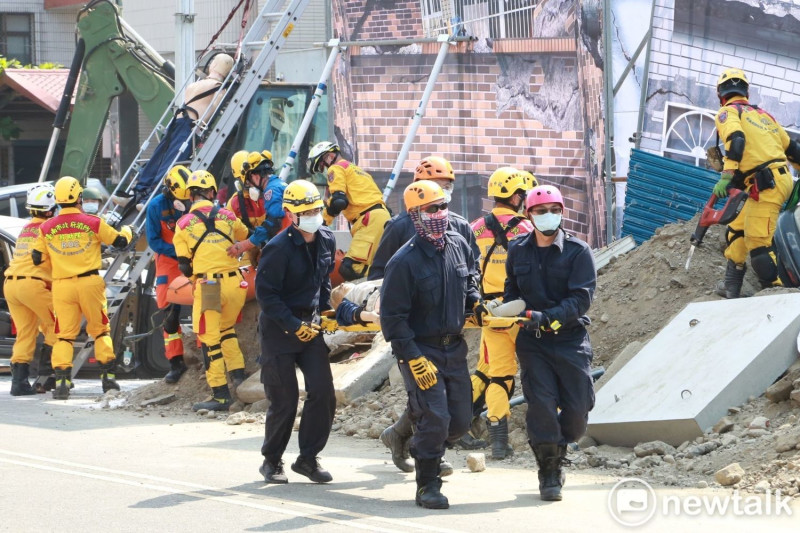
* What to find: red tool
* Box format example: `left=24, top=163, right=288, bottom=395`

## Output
left=685, top=189, right=748, bottom=270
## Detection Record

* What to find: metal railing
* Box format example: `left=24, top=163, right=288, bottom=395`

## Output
left=421, top=0, right=537, bottom=39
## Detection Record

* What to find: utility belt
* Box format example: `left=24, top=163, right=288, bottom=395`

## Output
left=416, top=334, right=463, bottom=347
left=195, top=270, right=239, bottom=279
left=291, top=307, right=318, bottom=321
left=4, top=275, right=45, bottom=282
left=351, top=203, right=387, bottom=223
left=55, top=269, right=100, bottom=280
left=734, top=160, right=787, bottom=198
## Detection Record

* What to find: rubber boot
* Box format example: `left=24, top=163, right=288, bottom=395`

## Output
left=380, top=411, right=414, bottom=472
left=10, top=363, right=35, bottom=396
left=99, top=361, right=121, bottom=392
left=52, top=369, right=72, bottom=400
left=716, top=260, right=746, bottom=299
left=192, top=385, right=232, bottom=412
left=230, top=368, right=246, bottom=389
left=415, top=458, right=449, bottom=509
left=33, top=344, right=55, bottom=393
left=487, top=417, right=511, bottom=460
left=164, top=355, right=187, bottom=384
left=532, top=443, right=565, bottom=502
left=450, top=427, right=487, bottom=450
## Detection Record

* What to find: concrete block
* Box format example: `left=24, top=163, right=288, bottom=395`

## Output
left=587, top=294, right=800, bottom=447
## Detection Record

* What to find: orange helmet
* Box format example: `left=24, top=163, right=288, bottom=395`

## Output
left=414, top=156, right=455, bottom=182
left=404, top=180, right=446, bottom=211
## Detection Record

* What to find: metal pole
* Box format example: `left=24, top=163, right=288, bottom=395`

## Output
left=314, top=36, right=474, bottom=48
left=174, top=0, right=195, bottom=97
left=635, top=0, right=657, bottom=150
left=382, top=33, right=451, bottom=202
left=278, top=39, right=341, bottom=182
left=602, top=0, right=615, bottom=244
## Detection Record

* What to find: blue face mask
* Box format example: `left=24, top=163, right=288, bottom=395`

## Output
left=531, top=212, right=561, bottom=236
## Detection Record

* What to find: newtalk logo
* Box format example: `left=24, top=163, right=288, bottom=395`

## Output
left=608, top=478, right=793, bottom=527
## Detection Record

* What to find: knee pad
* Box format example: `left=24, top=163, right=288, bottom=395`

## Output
left=163, top=304, right=181, bottom=335
left=339, top=257, right=365, bottom=281
left=750, top=246, right=778, bottom=286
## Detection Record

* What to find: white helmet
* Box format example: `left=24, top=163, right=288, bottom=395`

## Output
left=307, top=141, right=340, bottom=173
left=26, top=183, right=57, bottom=211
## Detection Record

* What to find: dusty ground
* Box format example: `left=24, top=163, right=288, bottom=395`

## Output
left=117, top=214, right=800, bottom=495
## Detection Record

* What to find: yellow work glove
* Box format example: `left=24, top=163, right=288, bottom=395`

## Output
left=119, top=225, right=133, bottom=242
left=408, top=356, right=438, bottom=391
left=295, top=322, right=320, bottom=342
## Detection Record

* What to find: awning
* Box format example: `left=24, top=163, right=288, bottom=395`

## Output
left=0, top=69, right=71, bottom=113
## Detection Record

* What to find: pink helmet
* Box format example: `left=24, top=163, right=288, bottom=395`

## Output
left=526, top=185, right=564, bottom=211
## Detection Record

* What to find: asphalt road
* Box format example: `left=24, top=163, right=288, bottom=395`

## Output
left=1, top=377, right=798, bottom=532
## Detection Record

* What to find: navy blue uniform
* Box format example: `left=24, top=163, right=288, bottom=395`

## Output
left=256, top=225, right=336, bottom=463
left=368, top=211, right=479, bottom=281
left=380, top=231, right=481, bottom=459
left=504, top=229, right=596, bottom=445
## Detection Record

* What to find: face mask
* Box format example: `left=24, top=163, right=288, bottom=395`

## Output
left=173, top=199, right=187, bottom=212
left=296, top=212, right=324, bottom=234
left=248, top=187, right=261, bottom=201
left=410, top=208, right=449, bottom=250
left=531, top=212, right=562, bottom=236
left=83, top=202, right=99, bottom=215
left=441, top=186, right=453, bottom=204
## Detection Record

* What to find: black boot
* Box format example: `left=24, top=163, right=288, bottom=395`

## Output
left=380, top=411, right=414, bottom=472
left=33, top=344, right=55, bottom=393
left=52, top=369, right=72, bottom=400
left=230, top=368, right=246, bottom=389
left=164, top=355, right=187, bottom=384
left=99, top=361, right=121, bottom=392
left=10, top=363, right=35, bottom=396
left=487, top=417, right=511, bottom=460
left=192, top=385, right=232, bottom=411
left=259, top=457, right=289, bottom=484
left=291, top=455, right=333, bottom=483
left=414, top=458, right=449, bottom=509
left=716, top=260, right=746, bottom=299
left=532, top=443, right=566, bottom=502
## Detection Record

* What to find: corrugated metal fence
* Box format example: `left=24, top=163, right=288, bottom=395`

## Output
left=622, top=148, right=718, bottom=244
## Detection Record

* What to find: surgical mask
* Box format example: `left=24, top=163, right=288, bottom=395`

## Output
left=83, top=202, right=100, bottom=215
left=248, top=187, right=261, bottom=201
left=296, top=212, right=324, bottom=234
left=173, top=199, right=187, bottom=212
left=441, top=186, right=453, bottom=204
left=531, top=212, right=562, bottom=236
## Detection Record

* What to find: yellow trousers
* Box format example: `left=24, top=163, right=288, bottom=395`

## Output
left=192, top=274, right=246, bottom=388
left=347, top=207, right=391, bottom=275
left=472, top=325, right=519, bottom=421
left=51, top=275, right=114, bottom=370
left=5, top=278, right=56, bottom=364
left=725, top=168, right=793, bottom=264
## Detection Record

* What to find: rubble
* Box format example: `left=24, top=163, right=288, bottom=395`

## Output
left=715, top=463, right=744, bottom=486
left=467, top=453, right=486, bottom=472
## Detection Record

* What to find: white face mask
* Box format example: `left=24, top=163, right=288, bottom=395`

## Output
left=83, top=202, right=100, bottom=215
left=173, top=199, right=187, bottom=212
left=296, top=212, right=324, bottom=234
left=531, top=212, right=562, bottom=236
left=440, top=184, right=454, bottom=204
left=248, top=187, right=261, bottom=201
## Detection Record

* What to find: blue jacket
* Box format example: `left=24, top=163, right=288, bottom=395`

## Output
left=256, top=225, right=336, bottom=334
left=249, top=175, right=288, bottom=246
left=504, top=229, right=596, bottom=331
left=368, top=210, right=479, bottom=281
left=380, top=231, right=481, bottom=360
left=145, top=193, right=180, bottom=259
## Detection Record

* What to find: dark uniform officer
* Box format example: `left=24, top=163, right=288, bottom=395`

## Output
left=371, top=157, right=480, bottom=473
left=380, top=180, right=482, bottom=510
left=504, top=185, right=596, bottom=502
left=256, top=179, right=337, bottom=485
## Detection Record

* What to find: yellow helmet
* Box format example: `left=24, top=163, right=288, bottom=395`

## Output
left=282, top=179, right=324, bottom=213
left=164, top=165, right=191, bottom=201
left=487, top=167, right=528, bottom=199
left=717, top=68, right=749, bottom=99
left=230, top=150, right=249, bottom=180
left=414, top=156, right=455, bottom=182
left=519, top=170, right=538, bottom=190
left=54, top=176, right=83, bottom=205
left=240, top=150, right=274, bottom=180
left=186, top=170, right=217, bottom=192
left=404, top=180, right=446, bottom=211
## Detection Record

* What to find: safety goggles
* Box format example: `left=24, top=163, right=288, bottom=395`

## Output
left=529, top=207, right=563, bottom=216
left=422, top=202, right=448, bottom=214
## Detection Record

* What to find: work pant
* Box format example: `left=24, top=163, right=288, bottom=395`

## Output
left=51, top=275, right=113, bottom=370
left=346, top=207, right=391, bottom=277
left=259, top=313, right=335, bottom=462
left=400, top=338, right=471, bottom=460
left=725, top=167, right=793, bottom=264
left=517, top=328, right=595, bottom=445
left=134, top=116, right=193, bottom=193
left=4, top=277, right=56, bottom=364
left=479, top=324, right=520, bottom=421
left=192, top=274, right=246, bottom=388
left=155, top=254, right=184, bottom=360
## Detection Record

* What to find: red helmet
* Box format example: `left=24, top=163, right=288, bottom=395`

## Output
left=526, top=185, right=564, bottom=211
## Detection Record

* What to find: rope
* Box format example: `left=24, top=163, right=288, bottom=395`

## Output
left=235, top=0, right=254, bottom=63
left=198, top=0, right=248, bottom=61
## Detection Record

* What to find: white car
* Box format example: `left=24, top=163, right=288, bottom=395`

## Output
left=0, top=178, right=111, bottom=218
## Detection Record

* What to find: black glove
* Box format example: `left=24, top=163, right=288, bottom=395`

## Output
left=518, top=310, right=546, bottom=332
left=473, top=300, right=489, bottom=327
left=177, top=257, right=193, bottom=277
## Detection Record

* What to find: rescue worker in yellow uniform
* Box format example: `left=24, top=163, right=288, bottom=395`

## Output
left=469, top=167, right=535, bottom=459
left=5, top=184, right=58, bottom=396
left=33, top=177, right=132, bottom=400
left=173, top=170, right=250, bottom=411
left=308, top=141, right=391, bottom=280
left=713, top=68, right=798, bottom=298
